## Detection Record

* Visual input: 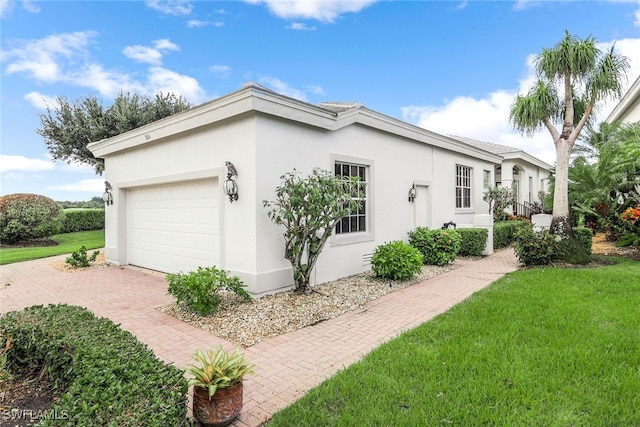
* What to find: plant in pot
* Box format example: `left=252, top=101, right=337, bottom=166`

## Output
left=187, top=345, right=255, bottom=427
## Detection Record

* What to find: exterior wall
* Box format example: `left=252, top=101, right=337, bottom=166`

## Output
left=101, top=115, right=258, bottom=285
left=253, top=116, right=494, bottom=295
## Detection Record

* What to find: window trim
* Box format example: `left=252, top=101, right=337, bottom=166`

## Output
left=329, top=154, right=374, bottom=246
left=455, top=164, right=473, bottom=210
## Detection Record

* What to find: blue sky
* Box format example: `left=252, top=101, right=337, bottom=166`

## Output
left=1, top=0, right=639, bottom=202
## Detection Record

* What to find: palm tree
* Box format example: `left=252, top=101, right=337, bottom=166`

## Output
left=510, top=31, right=629, bottom=262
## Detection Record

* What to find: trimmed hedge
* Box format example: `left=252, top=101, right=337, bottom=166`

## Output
left=493, top=220, right=528, bottom=249
left=408, top=227, right=461, bottom=266
left=0, top=304, right=188, bottom=426
left=456, top=228, right=488, bottom=256
left=0, top=193, right=64, bottom=244
left=573, top=227, right=593, bottom=255
left=371, top=241, right=423, bottom=280
left=61, top=209, right=105, bottom=233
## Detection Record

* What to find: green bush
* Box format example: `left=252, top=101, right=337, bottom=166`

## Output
left=456, top=228, right=488, bottom=256
left=65, top=245, right=100, bottom=267
left=513, top=226, right=556, bottom=266
left=408, top=227, right=461, bottom=266
left=573, top=227, right=593, bottom=255
left=167, top=266, right=251, bottom=315
left=371, top=241, right=423, bottom=280
left=0, top=193, right=64, bottom=244
left=0, top=304, right=188, bottom=426
left=61, top=209, right=105, bottom=233
left=493, top=220, right=528, bottom=249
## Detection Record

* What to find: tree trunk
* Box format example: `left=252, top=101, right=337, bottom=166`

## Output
left=550, top=139, right=589, bottom=264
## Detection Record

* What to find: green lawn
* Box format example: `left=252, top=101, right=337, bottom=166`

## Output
left=0, top=230, right=105, bottom=265
left=268, top=259, right=640, bottom=426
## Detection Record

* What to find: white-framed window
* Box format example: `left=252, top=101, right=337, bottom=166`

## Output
left=456, top=165, right=472, bottom=209
left=483, top=170, right=491, bottom=189
left=335, top=161, right=367, bottom=234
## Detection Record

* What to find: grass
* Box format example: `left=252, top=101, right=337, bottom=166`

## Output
left=0, top=229, right=105, bottom=265
left=268, top=259, right=640, bottom=426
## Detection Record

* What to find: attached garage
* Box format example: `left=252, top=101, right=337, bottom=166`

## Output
left=126, top=179, right=220, bottom=273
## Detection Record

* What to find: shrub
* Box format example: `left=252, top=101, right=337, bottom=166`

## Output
left=408, top=227, right=461, bottom=266
left=0, top=193, right=64, bottom=244
left=456, top=228, right=488, bottom=256
left=573, top=227, right=593, bottom=255
left=61, top=209, right=105, bottom=233
left=0, top=304, right=188, bottom=426
left=167, top=266, right=251, bottom=315
left=513, top=226, right=556, bottom=266
left=65, top=245, right=100, bottom=267
left=371, top=241, right=423, bottom=280
left=493, top=220, right=528, bottom=249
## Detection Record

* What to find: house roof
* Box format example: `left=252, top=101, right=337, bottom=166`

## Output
left=448, top=135, right=554, bottom=171
left=606, top=74, right=640, bottom=124
left=88, top=83, right=508, bottom=165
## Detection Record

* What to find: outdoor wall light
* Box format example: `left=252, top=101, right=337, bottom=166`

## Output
left=408, top=183, right=417, bottom=203
left=103, top=181, right=113, bottom=206
left=223, top=161, right=239, bottom=203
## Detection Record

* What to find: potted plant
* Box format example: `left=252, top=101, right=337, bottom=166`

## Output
left=187, top=345, right=255, bottom=427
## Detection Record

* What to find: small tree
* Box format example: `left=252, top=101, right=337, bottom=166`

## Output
left=37, top=92, right=192, bottom=174
left=483, top=186, right=516, bottom=221
left=263, top=168, right=360, bottom=293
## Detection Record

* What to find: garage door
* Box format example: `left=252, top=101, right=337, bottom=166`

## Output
left=127, top=179, right=220, bottom=273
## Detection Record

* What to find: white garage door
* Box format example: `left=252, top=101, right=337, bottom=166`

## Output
left=127, top=179, right=220, bottom=273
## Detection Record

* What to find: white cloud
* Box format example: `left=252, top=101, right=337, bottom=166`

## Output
left=288, top=22, right=317, bottom=31
left=3, top=32, right=207, bottom=103
left=22, top=0, right=39, bottom=13
left=0, top=154, right=55, bottom=172
left=246, top=0, right=378, bottom=23
left=0, top=0, right=13, bottom=18
left=145, top=0, right=192, bottom=15
left=123, top=45, right=163, bottom=65
left=1, top=0, right=40, bottom=18
left=123, top=39, right=180, bottom=65
left=147, top=66, right=207, bottom=103
left=401, top=35, right=640, bottom=167
left=187, top=19, right=224, bottom=28
left=47, top=178, right=104, bottom=192
left=24, top=91, right=56, bottom=109
left=3, top=31, right=96, bottom=83
left=259, top=76, right=308, bottom=101
left=210, top=65, right=231, bottom=78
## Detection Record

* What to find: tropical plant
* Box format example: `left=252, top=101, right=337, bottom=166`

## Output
left=187, top=345, right=255, bottom=399
left=263, top=168, right=360, bottom=293
left=166, top=266, right=251, bottom=315
left=37, top=92, right=192, bottom=174
left=483, top=186, right=516, bottom=221
left=65, top=245, right=100, bottom=267
left=510, top=30, right=629, bottom=263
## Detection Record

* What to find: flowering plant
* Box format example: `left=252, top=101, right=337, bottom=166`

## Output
left=621, top=207, right=640, bottom=225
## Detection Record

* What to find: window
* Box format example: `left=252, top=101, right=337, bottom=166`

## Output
left=456, top=165, right=472, bottom=209
left=483, top=170, right=491, bottom=189
left=335, top=161, right=367, bottom=234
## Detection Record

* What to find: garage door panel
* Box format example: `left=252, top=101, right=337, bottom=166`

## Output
left=128, top=179, right=219, bottom=273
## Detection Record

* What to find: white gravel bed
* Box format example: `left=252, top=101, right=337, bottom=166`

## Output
left=158, top=263, right=457, bottom=347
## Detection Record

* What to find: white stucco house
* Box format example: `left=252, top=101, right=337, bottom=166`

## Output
left=448, top=136, right=553, bottom=217
left=606, top=74, right=640, bottom=124
left=89, top=83, right=548, bottom=297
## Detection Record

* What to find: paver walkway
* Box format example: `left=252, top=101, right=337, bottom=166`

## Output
left=0, top=248, right=520, bottom=426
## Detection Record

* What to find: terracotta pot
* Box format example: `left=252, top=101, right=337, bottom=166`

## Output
left=192, top=382, right=243, bottom=427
